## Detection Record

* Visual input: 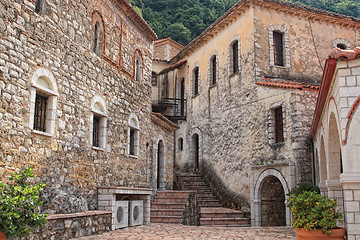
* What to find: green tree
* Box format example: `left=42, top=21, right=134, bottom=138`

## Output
left=165, top=23, right=192, bottom=45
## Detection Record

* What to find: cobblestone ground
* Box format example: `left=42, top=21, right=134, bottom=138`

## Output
left=75, top=224, right=296, bottom=240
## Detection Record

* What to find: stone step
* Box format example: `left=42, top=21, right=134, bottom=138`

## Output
left=150, top=209, right=184, bottom=216
left=155, top=190, right=194, bottom=197
left=200, top=217, right=250, bottom=226
left=151, top=203, right=186, bottom=209
left=150, top=216, right=182, bottom=224
left=199, top=202, right=222, bottom=207
left=153, top=197, right=188, bottom=204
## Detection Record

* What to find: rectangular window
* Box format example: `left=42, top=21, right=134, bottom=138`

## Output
left=274, top=107, right=284, bottom=143
left=152, top=72, right=157, bottom=86
left=178, top=138, right=183, bottom=151
left=194, top=67, right=199, bottom=95
left=93, top=115, right=100, bottom=147
left=34, top=94, right=47, bottom=132
left=130, top=128, right=135, bottom=155
left=233, top=41, right=239, bottom=73
left=273, top=31, right=284, bottom=66
left=212, top=56, right=217, bottom=85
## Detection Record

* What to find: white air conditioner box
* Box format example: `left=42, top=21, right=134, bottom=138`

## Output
left=129, top=200, right=143, bottom=226
left=115, top=200, right=129, bottom=229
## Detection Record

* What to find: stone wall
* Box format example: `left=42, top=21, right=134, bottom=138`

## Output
left=0, top=0, right=174, bottom=217
left=27, top=211, right=112, bottom=240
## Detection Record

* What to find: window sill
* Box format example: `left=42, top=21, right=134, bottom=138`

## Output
left=271, top=141, right=285, bottom=148
left=91, top=146, right=105, bottom=152
left=128, top=154, right=139, bottom=159
left=192, top=93, right=200, bottom=99
left=269, top=65, right=289, bottom=69
left=209, top=83, right=217, bottom=89
left=32, top=129, right=54, bottom=138
left=229, top=72, right=240, bottom=78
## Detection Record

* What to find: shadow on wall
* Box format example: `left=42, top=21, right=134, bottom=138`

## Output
left=201, top=161, right=250, bottom=212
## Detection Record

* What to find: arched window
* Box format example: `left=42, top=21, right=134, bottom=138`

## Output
left=232, top=41, right=239, bottom=73
left=128, top=113, right=140, bottom=157
left=134, top=51, right=143, bottom=82
left=29, top=68, right=58, bottom=136
left=91, top=12, right=104, bottom=56
left=333, top=38, right=350, bottom=50
left=210, top=55, right=217, bottom=85
left=193, top=66, right=199, bottom=96
left=229, top=37, right=241, bottom=76
left=90, top=96, right=108, bottom=150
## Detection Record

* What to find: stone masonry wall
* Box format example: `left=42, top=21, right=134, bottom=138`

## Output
left=0, top=0, right=174, bottom=215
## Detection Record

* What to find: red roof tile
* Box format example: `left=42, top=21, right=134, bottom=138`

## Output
left=256, top=78, right=320, bottom=91
left=329, top=47, right=360, bottom=61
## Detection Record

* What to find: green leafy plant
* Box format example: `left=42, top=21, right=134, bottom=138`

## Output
left=287, top=182, right=320, bottom=196
left=0, top=167, right=48, bottom=238
left=288, top=191, right=343, bottom=234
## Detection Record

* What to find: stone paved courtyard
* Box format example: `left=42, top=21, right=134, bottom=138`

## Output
left=75, top=224, right=296, bottom=240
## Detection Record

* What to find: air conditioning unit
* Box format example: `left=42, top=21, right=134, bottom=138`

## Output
left=115, top=201, right=129, bottom=229
left=129, top=200, right=143, bottom=226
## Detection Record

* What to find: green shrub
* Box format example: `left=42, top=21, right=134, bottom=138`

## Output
left=0, top=167, right=48, bottom=238
left=288, top=191, right=343, bottom=234
left=287, top=182, right=320, bottom=196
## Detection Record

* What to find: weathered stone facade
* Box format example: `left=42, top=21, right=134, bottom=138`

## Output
left=152, top=0, right=360, bottom=228
left=0, top=0, right=176, bottom=221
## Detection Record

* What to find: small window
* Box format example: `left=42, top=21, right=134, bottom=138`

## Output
left=232, top=41, right=239, bottom=74
left=34, top=94, right=47, bottom=132
left=211, top=56, right=217, bottom=85
left=193, top=67, right=199, bottom=96
left=337, top=44, right=346, bottom=50
left=178, top=138, right=183, bottom=151
left=273, top=31, right=284, bottom=66
left=93, top=22, right=100, bottom=53
left=92, top=115, right=100, bottom=147
left=152, top=72, right=157, bottom=86
left=135, top=59, right=141, bottom=81
left=128, top=114, right=140, bottom=157
left=274, top=107, right=284, bottom=143
left=35, top=0, right=44, bottom=14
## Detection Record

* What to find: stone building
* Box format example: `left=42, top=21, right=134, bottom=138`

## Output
left=0, top=0, right=178, bottom=230
left=152, top=0, right=360, bottom=228
left=311, top=48, right=360, bottom=239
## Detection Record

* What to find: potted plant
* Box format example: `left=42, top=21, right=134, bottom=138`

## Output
left=0, top=167, right=48, bottom=239
left=288, top=188, right=345, bottom=240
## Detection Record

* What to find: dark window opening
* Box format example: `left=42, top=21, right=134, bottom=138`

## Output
left=34, top=94, right=47, bottom=132
left=35, top=0, right=44, bottom=14
left=93, top=22, right=100, bottom=54
left=273, top=31, right=284, bottom=66
left=135, top=59, right=141, bottom=82
left=274, top=107, right=284, bottom=143
left=232, top=41, right=239, bottom=73
left=337, top=44, right=346, bottom=50
left=211, top=56, right=217, bottom=85
left=178, top=138, right=183, bottom=151
left=93, top=115, right=100, bottom=147
left=194, top=67, right=199, bottom=95
left=152, top=72, right=157, bottom=86
left=130, top=128, right=135, bottom=155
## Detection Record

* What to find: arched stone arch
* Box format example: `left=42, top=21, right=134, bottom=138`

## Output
left=128, top=113, right=140, bottom=157
left=29, top=67, right=58, bottom=136
left=91, top=95, right=108, bottom=116
left=154, top=135, right=167, bottom=190
left=91, top=10, right=105, bottom=56
left=189, top=128, right=202, bottom=172
left=90, top=95, right=108, bottom=149
left=253, top=168, right=291, bottom=227
left=333, top=38, right=351, bottom=50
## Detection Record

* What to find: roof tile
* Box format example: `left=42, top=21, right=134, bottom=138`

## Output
left=329, top=47, right=360, bottom=61
left=256, top=78, right=320, bottom=90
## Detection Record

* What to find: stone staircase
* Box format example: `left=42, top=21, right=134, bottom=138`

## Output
left=176, top=173, right=250, bottom=227
left=150, top=190, right=193, bottom=224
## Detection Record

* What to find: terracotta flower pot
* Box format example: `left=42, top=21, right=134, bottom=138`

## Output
left=295, top=228, right=346, bottom=240
left=0, top=232, right=5, bottom=240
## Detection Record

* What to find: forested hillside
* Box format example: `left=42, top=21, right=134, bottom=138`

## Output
left=129, top=0, right=359, bottom=45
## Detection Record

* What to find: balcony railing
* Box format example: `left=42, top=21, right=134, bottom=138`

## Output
left=152, top=97, right=187, bottom=121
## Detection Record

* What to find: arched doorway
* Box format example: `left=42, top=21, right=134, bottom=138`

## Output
left=192, top=134, right=199, bottom=171
left=260, top=175, right=286, bottom=226
left=157, top=140, right=164, bottom=189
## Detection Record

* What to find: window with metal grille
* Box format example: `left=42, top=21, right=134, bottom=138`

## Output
left=232, top=41, right=239, bottom=73
left=273, top=31, right=284, bottom=66
left=129, top=128, right=135, bottom=155
left=152, top=72, right=157, bottom=86
left=194, top=67, right=199, bottom=95
left=93, top=115, right=100, bottom=147
left=34, top=94, right=47, bottom=132
left=274, top=107, right=284, bottom=143
left=211, top=56, right=217, bottom=85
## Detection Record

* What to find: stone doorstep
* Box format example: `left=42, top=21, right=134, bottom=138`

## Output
left=150, top=216, right=182, bottom=223
left=151, top=203, right=187, bottom=209
left=150, top=209, right=184, bottom=216
left=46, top=211, right=112, bottom=220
